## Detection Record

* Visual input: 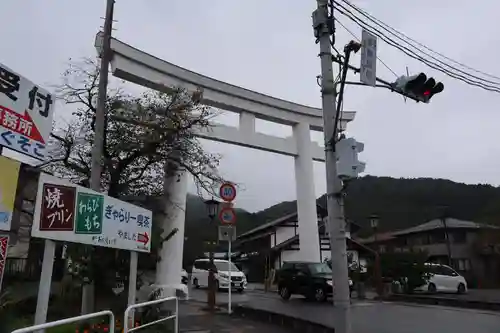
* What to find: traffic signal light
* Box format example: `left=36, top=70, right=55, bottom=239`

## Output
left=336, top=137, right=366, bottom=179
left=392, top=73, right=444, bottom=103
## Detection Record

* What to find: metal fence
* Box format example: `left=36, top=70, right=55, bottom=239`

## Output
left=124, top=296, right=178, bottom=333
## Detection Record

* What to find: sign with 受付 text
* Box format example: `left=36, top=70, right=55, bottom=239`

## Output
left=32, top=173, right=152, bottom=253
left=0, top=63, right=55, bottom=160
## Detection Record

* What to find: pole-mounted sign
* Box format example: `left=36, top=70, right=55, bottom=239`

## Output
left=219, top=182, right=236, bottom=202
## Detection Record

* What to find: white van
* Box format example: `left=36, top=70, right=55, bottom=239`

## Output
left=192, top=259, right=247, bottom=292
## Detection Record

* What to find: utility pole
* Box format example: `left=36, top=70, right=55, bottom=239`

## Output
left=313, top=1, right=351, bottom=333
left=83, top=0, right=115, bottom=315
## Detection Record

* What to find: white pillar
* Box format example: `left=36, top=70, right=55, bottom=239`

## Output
left=155, top=164, right=188, bottom=296
left=293, top=122, right=320, bottom=262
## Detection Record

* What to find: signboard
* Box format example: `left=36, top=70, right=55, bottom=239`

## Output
left=219, top=182, right=236, bottom=202
left=32, top=173, right=153, bottom=253
left=219, top=207, right=236, bottom=225
left=0, top=156, right=20, bottom=231
left=0, top=235, right=8, bottom=292
left=0, top=63, right=55, bottom=160
left=360, top=29, right=377, bottom=86
left=218, top=225, right=236, bottom=242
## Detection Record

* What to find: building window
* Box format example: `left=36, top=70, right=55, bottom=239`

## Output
left=431, top=231, right=446, bottom=244
left=453, top=258, right=471, bottom=271
left=453, top=231, right=467, bottom=244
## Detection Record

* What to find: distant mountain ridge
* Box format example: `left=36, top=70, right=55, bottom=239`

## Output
left=182, top=175, right=500, bottom=263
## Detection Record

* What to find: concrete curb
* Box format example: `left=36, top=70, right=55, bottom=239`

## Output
left=186, top=300, right=334, bottom=332
left=383, top=294, right=500, bottom=311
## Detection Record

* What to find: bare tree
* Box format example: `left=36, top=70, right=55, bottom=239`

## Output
left=43, top=57, right=225, bottom=310
left=45, top=57, right=223, bottom=198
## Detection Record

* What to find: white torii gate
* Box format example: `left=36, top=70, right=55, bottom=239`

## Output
left=94, top=32, right=356, bottom=291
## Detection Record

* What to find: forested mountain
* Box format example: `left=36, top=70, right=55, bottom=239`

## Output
left=182, top=175, right=500, bottom=262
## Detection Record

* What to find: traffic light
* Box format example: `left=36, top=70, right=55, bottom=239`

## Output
left=336, top=137, right=366, bottom=179
left=392, top=73, right=444, bottom=103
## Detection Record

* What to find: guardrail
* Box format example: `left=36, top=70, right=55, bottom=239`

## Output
left=10, top=310, right=115, bottom=333
left=124, top=296, right=178, bottom=333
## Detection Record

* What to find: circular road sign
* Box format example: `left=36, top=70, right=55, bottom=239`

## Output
left=219, top=207, right=236, bottom=225
left=219, top=182, right=236, bottom=202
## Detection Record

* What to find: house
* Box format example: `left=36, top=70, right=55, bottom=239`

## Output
left=359, top=218, right=500, bottom=287
left=233, top=204, right=370, bottom=282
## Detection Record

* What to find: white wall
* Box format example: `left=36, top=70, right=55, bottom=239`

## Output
left=274, top=249, right=300, bottom=269
left=271, top=226, right=296, bottom=247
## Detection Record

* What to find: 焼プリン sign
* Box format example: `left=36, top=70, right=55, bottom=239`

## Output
left=32, top=173, right=153, bottom=253
left=0, top=156, right=20, bottom=232
left=0, top=63, right=55, bottom=160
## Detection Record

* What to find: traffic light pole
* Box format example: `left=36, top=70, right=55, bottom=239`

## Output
left=315, top=1, right=351, bottom=333
left=331, top=57, right=427, bottom=103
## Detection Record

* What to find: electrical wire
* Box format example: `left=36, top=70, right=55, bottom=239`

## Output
left=334, top=0, right=500, bottom=92
left=337, top=0, right=500, bottom=86
left=332, top=1, right=500, bottom=93
left=334, top=18, right=398, bottom=77
left=339, top=0, right=500, bottom=82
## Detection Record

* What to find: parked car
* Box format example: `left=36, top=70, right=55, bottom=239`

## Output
left=415, top=263, right=468, bottom=294
left=191, top=259, right=247, bottom=292
left=276, top=261, right=334, bottom=302
left=324, top=259, right=354, bottom=296
left=181, top=269, right=188, bottom=285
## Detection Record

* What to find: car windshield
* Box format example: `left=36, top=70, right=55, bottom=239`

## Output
left=215, top=261, right=240, bottom=272
left=308, top=263, right=332, bottom=274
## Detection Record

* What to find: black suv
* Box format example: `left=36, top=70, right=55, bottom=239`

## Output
left=276, top=261, right=333, bottom=302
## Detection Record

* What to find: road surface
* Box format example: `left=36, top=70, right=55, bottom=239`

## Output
left=188, top=287, right=500, bottom=333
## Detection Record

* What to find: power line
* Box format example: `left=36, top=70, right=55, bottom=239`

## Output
left=332, top=1, right=500, bottom=93
left=334, top=18, right=398, bottom=77
left=339, top=0, right=500, bottom=82
left=337, top=0, right=500, bottom=87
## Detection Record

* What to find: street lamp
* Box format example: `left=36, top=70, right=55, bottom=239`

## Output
left=369, top=214, right=383, bottom=296
left=204, top=197, right=220, bottom=312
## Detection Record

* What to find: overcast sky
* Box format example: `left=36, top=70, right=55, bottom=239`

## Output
left=2, top=0, right=500, bottom=213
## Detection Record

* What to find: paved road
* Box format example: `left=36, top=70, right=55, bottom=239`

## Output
left=188, top=287, right=500, bottom=333
left=178, top=302, right=292, bottom=332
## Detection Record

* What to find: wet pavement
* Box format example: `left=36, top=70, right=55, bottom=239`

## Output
left=187, top=287, right=500, bottom=333
left=178, top=301, right=292, bottom=332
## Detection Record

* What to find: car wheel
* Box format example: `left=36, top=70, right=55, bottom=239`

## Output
left=314, top=287, right=327, bottom=302
left=279, top=286, right=291, bottom=300
left=428, top=283, right=437, bottom=293
left=193, top=278, right=200, bottom=289
left=237, top=288, right=244, bottom=293
left=457, top=283, right=466, bottom=294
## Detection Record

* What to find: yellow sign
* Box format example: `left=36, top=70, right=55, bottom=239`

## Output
left=0, top=156, right=20, bottom=232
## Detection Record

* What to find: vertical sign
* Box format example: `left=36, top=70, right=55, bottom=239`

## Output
left=0, top=235, right=8, bottom=292
left=0, top=156, right=20, bottom=232
left=360, top=29, right=377, bottom=87
left=75, top=193, right=104, bottom=234
left=39, top=184, right=76, bottom=231
left=0, top=63, right=55, bottom=160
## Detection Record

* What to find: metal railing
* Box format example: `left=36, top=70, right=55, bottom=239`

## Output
left=10, top=310, right=115, bottom=333
left=124, top=296, right=178, bottom=333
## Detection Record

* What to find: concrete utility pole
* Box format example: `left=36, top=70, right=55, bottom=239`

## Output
left=84, top=0, right=115, bottom=315
left=313, top=1, right=351, bottom=333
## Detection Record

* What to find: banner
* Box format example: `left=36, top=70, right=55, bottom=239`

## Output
left=0, top=235, right=8, bottom=293
left=0, top=156, right=20, bottom=231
